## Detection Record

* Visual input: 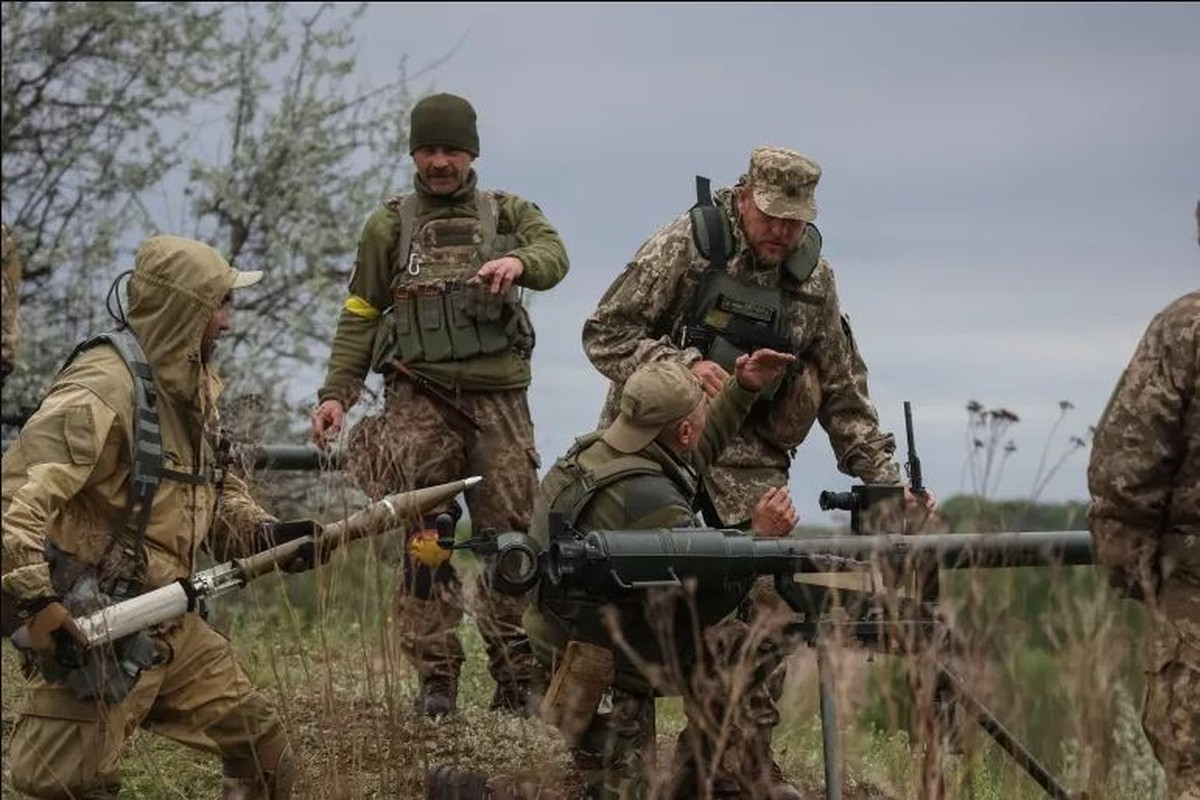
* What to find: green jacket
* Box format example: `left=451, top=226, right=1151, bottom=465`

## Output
left=524, top=375, right=760, bottom=689
left=318, top=171, right=569, bottom=406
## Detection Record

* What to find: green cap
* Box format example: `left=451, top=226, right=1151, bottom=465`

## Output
left=602, top=361, right=705, bottom=454
left=409, top=93, right=480, bottom=157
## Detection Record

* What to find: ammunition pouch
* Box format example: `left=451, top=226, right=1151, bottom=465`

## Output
left=371, top=282, right=533, bottom=370
left=40, top=551, right=161, bottom=704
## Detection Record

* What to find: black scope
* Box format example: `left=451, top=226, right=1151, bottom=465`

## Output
left=819, top=491, right=861, bottom=512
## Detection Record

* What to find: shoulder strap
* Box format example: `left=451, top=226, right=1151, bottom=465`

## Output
left=549, top=442, right=665, bottom=527
left=477, top=190, right=499, bottom=256
left=783, top=223, right=823, bottom=285
left=392, top=193, right=421, bottom=278
left=688, top=175, right=731, bottom=272
left=60, top=329, right=163, bottom=596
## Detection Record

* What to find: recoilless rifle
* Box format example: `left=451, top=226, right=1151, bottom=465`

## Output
left=448, top=402, right=1094, bottom=800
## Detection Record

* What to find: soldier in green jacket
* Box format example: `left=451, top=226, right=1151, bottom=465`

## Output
left=310, top=93, right=569, bottom=718
left=524, top=352, right=804, bottom=800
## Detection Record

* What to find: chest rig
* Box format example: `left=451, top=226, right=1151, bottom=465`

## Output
left=675, top=177, right=823, bottom=400
left=371, top=191, right=533, bottom=369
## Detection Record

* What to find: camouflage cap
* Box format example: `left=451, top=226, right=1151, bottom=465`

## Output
left=747, top=146, right=821, bottom=221
left=602, top=361, right=705, bottom=454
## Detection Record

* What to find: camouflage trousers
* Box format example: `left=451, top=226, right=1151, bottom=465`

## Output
left=346, top=381, right=544, bottom=688
left=1144, top=586, right=1200, bottom=800
left=7, top=613, right=292, bottom=799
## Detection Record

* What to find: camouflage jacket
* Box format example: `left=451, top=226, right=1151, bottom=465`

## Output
left=524, top=375, right=760, bottom=688
left=1088, top=290, right=1200, bottom=599
left=318, top=171, right=569, bottom=406
left=1, top=224, right=21, bottom=377
left=582, top=187, right=899, bottom=524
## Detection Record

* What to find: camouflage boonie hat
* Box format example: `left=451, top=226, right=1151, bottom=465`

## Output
left=747, top=146, right=821, bottom=221
left=603, top=361, right=705, bottom=454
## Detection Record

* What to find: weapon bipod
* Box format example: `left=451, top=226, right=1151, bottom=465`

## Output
left=772, top=574, right=1082, bottom=800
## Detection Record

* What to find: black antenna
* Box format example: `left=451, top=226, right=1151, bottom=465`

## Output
left=904, top=401, right=925, bottom=497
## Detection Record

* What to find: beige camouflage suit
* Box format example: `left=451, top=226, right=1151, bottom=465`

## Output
left=1088, top=283, right=1200, bottom=800
left=2, top=237, right=292, bottom=799
left=2, top=223, right=21, bottom=380
left=582, top=148, right=902, bottom=786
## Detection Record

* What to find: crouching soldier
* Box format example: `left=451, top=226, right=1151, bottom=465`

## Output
left=2, top=236, right=309, bottom=799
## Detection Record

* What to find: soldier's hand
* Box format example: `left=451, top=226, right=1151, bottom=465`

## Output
left=25, top=599, right=86, bottom=662
left=257, top=519, right=327, bottom=573
left=310, top=399, right=345, bottom=449
left=903, top=484, right=939, bottom=511
left=690, top=360, right=729, bottom=399
left=751, top=486, right=799, bottom=538
left=470, top=256, right=524, bottom=295
left=734, top=349, right=797, bottom=392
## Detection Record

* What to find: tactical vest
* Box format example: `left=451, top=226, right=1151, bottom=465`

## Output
left=529, top=432, right=665, bottom=549
left=676, top=176, right=823, bottom=400
left=370, top=191, right=535, bottom=369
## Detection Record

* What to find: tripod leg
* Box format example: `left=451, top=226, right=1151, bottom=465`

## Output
left=817, top=639, right=843, bottom=800
left=938, top=662, right=1076, bottom=800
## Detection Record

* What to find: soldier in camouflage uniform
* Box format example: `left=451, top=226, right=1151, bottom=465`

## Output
left=1087, top=202, right=1199, bottom=800
left=2, top=223, right=21, bottom=383
left=582, top=146, right=930, bottom=787
left=524, top=354, right=802, bottom=800
left=311, top=93, right=568, bottom=718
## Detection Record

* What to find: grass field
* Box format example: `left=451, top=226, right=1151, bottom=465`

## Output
left=1, top=532, right=1166, bottom=799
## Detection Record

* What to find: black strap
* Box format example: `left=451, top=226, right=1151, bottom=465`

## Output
left=58, top=329, right=165, bottom=595
left=690, top=175, right=729, bottom=272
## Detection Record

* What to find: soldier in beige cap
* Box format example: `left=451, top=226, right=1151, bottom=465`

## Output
left=524, top=350, right=799, bottom=800
left=582, top=146, right=936, bottom=796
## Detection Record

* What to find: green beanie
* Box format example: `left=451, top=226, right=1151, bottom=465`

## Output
left=409, top=93, right=480, bottom=157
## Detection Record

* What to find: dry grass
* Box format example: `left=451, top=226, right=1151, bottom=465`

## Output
left=2, top=533, right=1165, bottom=800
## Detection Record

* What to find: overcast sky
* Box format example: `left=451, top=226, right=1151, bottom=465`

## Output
left=345, top=2, right=1199, bottom=526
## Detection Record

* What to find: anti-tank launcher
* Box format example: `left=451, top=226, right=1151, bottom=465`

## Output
left=449, top=401, right=1094, bottom=800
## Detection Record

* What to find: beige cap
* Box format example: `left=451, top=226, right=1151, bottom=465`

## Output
left=602, top=361, right=705, bottom=454
left=231, top=268, right=263, bottom=289
left=747, top=146, right=821, bottom=221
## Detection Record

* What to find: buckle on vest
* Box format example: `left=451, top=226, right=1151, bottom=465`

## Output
left=392, top=280, right=464, bottom=301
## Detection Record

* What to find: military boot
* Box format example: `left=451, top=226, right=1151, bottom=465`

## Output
left=416, top=674, right=459, bottom=718
left=425, top=765, right=488, bottom=799
left=425, top=765, right=565, bottom=800
left=489, top=678, right=542, bottom=718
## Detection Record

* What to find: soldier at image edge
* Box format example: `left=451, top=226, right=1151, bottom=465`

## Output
left=1087, top=200, right=1200, bottom=800
left=1, top=222, right=22, bottom=383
